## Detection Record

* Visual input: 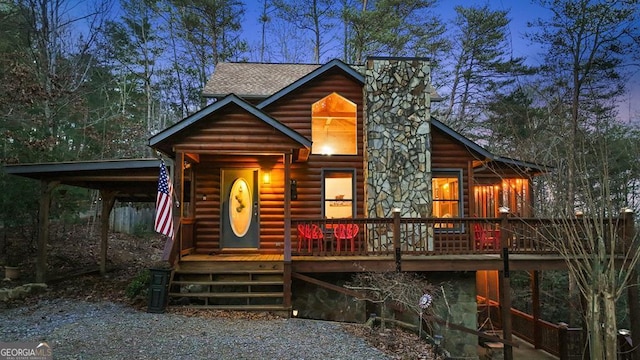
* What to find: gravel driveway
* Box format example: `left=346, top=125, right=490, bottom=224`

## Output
left=1, top=299, right=390, bottom=360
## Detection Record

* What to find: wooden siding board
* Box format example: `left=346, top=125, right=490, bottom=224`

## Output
left=173, top=107, right=304, bottom=154
left=431, top=127, right=476, bottom=217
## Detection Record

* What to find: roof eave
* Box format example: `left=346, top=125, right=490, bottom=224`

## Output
left=4, top=158, right=162, bottom=176
left=148, top=94, right=311, bottom=152
left=257, top=59, right=365, bottom=110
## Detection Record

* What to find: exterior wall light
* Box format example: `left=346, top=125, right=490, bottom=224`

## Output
left=263, top=171, right=271, bottom=185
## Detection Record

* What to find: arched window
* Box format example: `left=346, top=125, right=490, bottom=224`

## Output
left=311, top=93, right=357, bottom=155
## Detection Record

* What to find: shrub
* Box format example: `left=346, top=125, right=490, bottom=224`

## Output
left=125, top=269, right=151, bottom=299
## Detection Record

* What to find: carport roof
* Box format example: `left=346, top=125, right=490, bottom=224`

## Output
left=3, top=158, right=164, bottom=202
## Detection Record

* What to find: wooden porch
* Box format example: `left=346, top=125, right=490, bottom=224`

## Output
left=172, top=213, right=635, bottom=268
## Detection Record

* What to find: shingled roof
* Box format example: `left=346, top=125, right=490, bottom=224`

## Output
left=202, top=62, right=321, bottom=99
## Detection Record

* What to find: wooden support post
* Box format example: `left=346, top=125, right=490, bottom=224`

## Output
left=628, top=269, right=640, bottom=360
left=623, top=209, right=640, bottom=360
left=174, top=155, right=183, bottom=259
left=283, top=152, right=292, bottom=310
left=531, top=270, right=541, bottom=349
left=558, top=322, right=569, bottom=360
left=283, top=262, right=292, bottom=310
left=283, top=152, right=292, bottom=263
left=498, top=210, right=513, bottom=360
left=36, top=181, right=58, bottom=283
left=393, top=208, right=401, bottom=272
left=100, top=190, right=116, bottom=276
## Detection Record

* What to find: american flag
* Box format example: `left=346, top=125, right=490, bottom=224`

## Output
left=154, top=163, right=174, bottom=238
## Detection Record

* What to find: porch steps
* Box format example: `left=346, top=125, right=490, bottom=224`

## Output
left=168, top=260, right=288, bottom=312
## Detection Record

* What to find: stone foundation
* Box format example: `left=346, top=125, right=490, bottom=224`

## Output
left=292, top=275, right=366, bottom=323
left=430, top=272, right=479, bottom=359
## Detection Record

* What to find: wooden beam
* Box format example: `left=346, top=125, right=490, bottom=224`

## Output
left=99, top=190, right=117, bottom=276
left=292, top=272, right=365, bottom=299
left=293, top=259, right=396, bottom=273
left=184, top=153, right=200, bottom=163
left=58, top=175, right=157, bottom=182
left=425, top=315, right=521, bottom=348
left=36, top=181, right=58, bottom=283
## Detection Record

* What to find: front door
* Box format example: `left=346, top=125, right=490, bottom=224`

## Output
left=221, top=169, right=259, bottom=249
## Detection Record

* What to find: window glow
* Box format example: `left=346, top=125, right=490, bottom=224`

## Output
left=312, top=93, right=357, bottom=155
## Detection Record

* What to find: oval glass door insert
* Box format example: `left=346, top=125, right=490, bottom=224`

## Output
left=229, top=178, right=252, bottom=237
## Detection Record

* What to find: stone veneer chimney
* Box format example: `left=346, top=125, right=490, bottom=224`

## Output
left=364, top=57, right=433, bottom=218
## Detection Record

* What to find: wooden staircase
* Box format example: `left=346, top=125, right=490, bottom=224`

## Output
left=168, top=259, right=288, bottom=312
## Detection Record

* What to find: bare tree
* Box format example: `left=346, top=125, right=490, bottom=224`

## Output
left=527, top=0, right=639, bottom=213
left=524, top=131, right=640, bottom=359
left=13, top=0, right=110, bottom=161
left=272, top=0, right=337, bottom=63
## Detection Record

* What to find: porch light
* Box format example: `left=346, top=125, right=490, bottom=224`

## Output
left=292, top=309, right=298, bottom=317
left=263, top=171, right=271, bottom=184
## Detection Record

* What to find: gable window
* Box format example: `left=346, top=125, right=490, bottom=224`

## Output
left=312, top=93, right=357, bottom=155
left=432, top=171, right=462, bottom=218
left=322, top=170, right=355, bottom=218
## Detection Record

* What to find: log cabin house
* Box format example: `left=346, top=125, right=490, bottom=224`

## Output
left=5, top=57, right=637, bottom=359
left=147, top=57, right=559, bottom=357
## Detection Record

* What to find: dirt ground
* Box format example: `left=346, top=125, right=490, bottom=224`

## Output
left=1, top=222, right=439, bottom=359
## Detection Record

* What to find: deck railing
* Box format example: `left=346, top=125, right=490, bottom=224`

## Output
left=485, top=299, right=586, bottom=359
left=292, top=214, right=632, bottom=257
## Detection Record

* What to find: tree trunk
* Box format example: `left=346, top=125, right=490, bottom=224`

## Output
left=603, top=291, right=617, bottom=360
left=587, top=293, right=604, bottom=360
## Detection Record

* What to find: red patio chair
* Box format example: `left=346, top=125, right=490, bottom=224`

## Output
left=474, top=223, right=500, bottom=250
left=297, top=224, right=324, bottom=252
left=334, top=223, right=359, bottom=252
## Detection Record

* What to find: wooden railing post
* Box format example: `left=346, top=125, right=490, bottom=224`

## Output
left=393, top=208, right=401, bottom=272
left=622, top=208, right=636, bottom=252
left=558, top=322, right=569, bottom=360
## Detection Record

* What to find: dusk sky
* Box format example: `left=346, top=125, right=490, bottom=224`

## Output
left=239, top=0, right=638, bottom=123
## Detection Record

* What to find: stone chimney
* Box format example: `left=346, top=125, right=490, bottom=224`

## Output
left=364, top=57, right=433, bottom=218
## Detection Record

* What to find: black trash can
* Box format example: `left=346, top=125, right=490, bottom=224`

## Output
left=147, top=268, right=172, bottom=313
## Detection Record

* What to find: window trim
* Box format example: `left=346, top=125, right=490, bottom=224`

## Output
left=321, top=168, right=356, bottom=218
